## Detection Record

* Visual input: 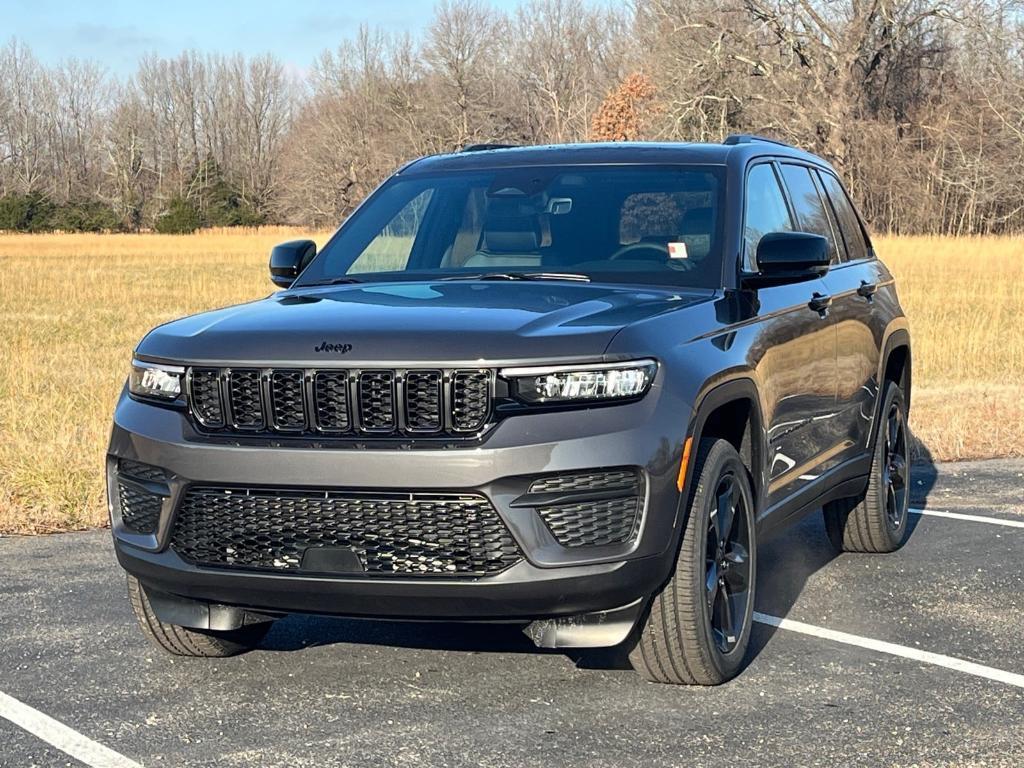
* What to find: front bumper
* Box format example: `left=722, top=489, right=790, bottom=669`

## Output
left=108, top=382, right=691, bottom=623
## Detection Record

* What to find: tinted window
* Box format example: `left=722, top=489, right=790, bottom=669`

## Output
left=779, top=164, right=841, bottom=263
left=743, top=163, right=793, bottom=270
left=819, top=172, right=869, bottom=261
left=298, top=165, right=726, bottom=289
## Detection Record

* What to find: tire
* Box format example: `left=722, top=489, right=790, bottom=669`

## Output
left=127, top=575, right=272, bottom=657
left=823, top=381, right=911, bottom=553
left=629, top=438, right=757, bottom=685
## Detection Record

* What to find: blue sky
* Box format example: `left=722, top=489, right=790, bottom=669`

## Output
left=5, top=0, right=536, bottom=77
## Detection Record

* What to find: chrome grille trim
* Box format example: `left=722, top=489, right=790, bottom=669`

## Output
left=186, top=367, right=492, bottom=438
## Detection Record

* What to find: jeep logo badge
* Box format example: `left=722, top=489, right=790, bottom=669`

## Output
left=314, top=341, right=353, bottom=354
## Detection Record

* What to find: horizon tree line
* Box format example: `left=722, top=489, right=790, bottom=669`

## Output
left=1, top=0, right=1023, bottom=235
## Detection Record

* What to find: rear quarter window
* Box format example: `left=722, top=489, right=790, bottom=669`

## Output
left=818, top=172, right=871, bottom=262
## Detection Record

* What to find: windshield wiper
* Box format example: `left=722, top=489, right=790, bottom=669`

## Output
left=442, top=272, right=591, bottom=283
left=297, top=277, right=364, bottom=287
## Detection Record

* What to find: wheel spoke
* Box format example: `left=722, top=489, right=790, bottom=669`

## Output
left=889, top=453, right=907, bottom=490
left=706, top=559, right=719, bottom=607
left=716, top=582, right=736, bottom=645
left=715, top=478, right=735, bottom=551
left=722, top=544, right=749, bottom=592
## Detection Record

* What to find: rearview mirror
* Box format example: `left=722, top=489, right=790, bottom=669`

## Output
left=743, top=232, right=829, bottom=288
left=269, top=240, right=317, bottom=288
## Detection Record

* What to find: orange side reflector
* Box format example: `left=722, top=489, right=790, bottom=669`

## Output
left=676, top=436, right=693, bottom=493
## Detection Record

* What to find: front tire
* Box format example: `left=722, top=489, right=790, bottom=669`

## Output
left=823, top=381, right=910, bottom=553
left=127, top=576, right=273, bottom=657
left=629, top=438, right=757, bottom=685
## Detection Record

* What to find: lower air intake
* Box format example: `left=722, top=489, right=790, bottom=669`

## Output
left=170, top=487, right=523, bottom=577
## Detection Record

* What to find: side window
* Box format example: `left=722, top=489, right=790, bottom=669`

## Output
left=743, top=163, right=793, bottom=270
left=349, top=189, right=433, bottom=273
left=779, top=164, right=840, bottom=263
left=819, top=172, right=870, bottom=261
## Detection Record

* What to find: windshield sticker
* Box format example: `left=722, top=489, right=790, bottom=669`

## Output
left=668, top=242, right=689, bottom=259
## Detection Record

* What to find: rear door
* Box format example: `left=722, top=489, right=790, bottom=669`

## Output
left=743, top=162, right=838, bottom=508
left=815, top=170, right=885, bottom=460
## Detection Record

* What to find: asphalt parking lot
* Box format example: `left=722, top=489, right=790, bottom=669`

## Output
left=1, top=458, right=1022, bottom=768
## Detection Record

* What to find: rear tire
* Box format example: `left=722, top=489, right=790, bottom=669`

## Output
left=628, top=438, right=757, bottom=685
left=823, top=381, right=910, bottom=553
left=127, top=575, right=272, bottom=657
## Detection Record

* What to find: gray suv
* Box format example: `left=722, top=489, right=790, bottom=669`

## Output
left=109, top=137, right=911, bottom=685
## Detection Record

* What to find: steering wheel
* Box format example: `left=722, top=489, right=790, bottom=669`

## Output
left=609, top=241, right=695, bottom=269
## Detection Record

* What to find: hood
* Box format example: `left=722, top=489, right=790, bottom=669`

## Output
left=136, top=281, right=714, bottom=366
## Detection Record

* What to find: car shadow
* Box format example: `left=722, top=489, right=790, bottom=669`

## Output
left=748, top=433, right=938, bottom=660
left=261, top=613, right=545, bottom=655
left=260, top=437, right=941, bottom=671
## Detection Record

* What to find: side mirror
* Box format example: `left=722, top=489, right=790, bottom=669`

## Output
left=269, top=240, right=317, bottom=288
left=743, top=232, right=830, bottom=288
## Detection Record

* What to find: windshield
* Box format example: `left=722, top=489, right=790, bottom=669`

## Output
left=296, top=164, right=726, bottom=288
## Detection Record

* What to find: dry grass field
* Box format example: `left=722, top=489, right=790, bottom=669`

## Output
left=1, top=230, right=1021, bottom=534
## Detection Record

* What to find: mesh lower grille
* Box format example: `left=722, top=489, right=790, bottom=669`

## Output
left=170, top=487, right=523, bottom=577
left=117, top=482, right=163, bottom=534
left=529, top=469, right=639, bottom=494
left=538, top=497, right=640, bottom=548
left=118, top=459, right=167, bottom=484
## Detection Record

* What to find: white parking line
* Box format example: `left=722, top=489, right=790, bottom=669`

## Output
left=910, top=507, right=1024, bottom=529
left=0, top=690, right=141, bottom=768
left=753, top=612, right=1024, bottom=689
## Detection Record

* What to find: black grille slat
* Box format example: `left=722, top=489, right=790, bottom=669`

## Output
left=270, top=370, right=306, bottom=430
left=170, top=488, right=522, bottom=577
left=188, top=367, right=492, bottom=438
left=188, top=368, right=224, bottom=427
left=313, top=371, right=350, bottom=432
left=227, top=369, right=265, bottom=429
left=538, top=497, right=640, bottom=548
left=451, top=370, right=490, bottom=432
left=404, top=371, right=442, bottom=432
left=358, top=371, right=396, bottom=431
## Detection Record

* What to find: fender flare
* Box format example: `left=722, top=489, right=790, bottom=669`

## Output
left=681, top=375, right=769, bottom=513
left=867, top=326, right=912, bottom=449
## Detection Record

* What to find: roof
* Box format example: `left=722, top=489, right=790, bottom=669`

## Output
left=400, top=140, right=828, bottom=175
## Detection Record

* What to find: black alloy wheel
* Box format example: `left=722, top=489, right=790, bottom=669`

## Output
left=705, top=472, right=753, bottom=654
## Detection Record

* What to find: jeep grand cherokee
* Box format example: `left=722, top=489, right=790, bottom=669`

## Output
left=108, top=136, right=911, bottom=685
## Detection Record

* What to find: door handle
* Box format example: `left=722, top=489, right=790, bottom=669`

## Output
left=808, top=292, right=832, bottom=316
left=857, top=280, right=878, bottom=300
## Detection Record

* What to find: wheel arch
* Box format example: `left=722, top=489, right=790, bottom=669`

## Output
left=867, top=327, right=912, bottom=450
left=683, top=377, right=768, bottom=513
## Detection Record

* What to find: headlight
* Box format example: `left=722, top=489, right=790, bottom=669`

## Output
left=129, top=360, right=184, bottom=400
left=502, top=360, right=657, bottom=404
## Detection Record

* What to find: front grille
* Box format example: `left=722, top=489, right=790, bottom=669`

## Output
left=170, top=487, right=522, bottom=577
left=116, top=460, right=167, bottom=534
left=186, top=367, right=492, bottom=438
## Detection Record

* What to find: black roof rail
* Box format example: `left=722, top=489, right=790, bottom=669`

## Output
left=723, top=134, right=793, bottom=149
left=460, top=143, right=519, bottom=152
